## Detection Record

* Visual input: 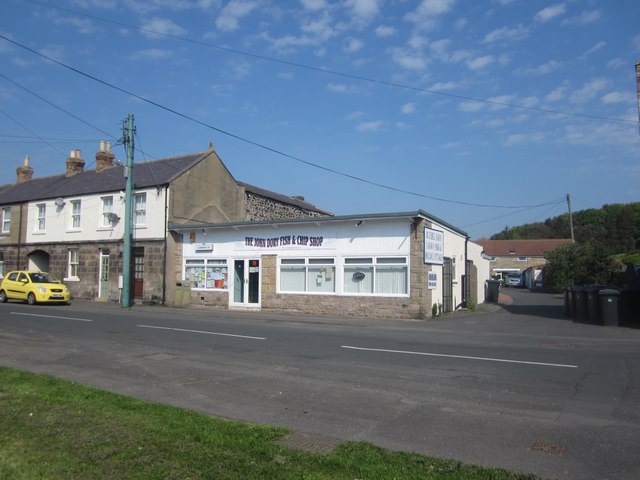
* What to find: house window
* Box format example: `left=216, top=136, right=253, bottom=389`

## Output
left=0, top=250, right=4, bottom=277
left=70, top=200, right=81, bottom=229
left=1, top=207, right=10, bottom=234
left=101, top=196, right=114, bottom=227
left=68, top=249, right=79, bottom=279
left=344, top=257, right=408, bottom=295
left=518, top=256, right=528, bottom=262
left=280, top=258, right=336, bottom=293
left=134, top=193, right=146, bottom=226
left=36, top=204, right=46, bottom=231
left=184, top=259, right=228, bottom=289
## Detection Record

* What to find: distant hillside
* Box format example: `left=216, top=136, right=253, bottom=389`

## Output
left=490, top=202, right=640, bottom=254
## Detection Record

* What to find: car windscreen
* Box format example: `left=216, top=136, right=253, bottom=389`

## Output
left=28, top=273, right=58, bottom=283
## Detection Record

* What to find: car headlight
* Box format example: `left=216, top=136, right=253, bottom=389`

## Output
left=37, top=286, right=47, bottom=293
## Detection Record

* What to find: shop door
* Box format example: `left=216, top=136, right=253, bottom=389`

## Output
left=232, top=259, right=260, bottom=307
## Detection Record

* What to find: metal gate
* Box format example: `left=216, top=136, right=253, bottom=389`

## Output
left=443, top=257, right=453, bottom=313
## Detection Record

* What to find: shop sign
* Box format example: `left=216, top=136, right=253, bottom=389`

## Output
left=241, top=234, right=333, bottom=250
left=424, top=227, right=444, bottom=265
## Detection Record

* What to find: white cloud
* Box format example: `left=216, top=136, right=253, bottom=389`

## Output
left=482, top=25, right=528, bottom=44
left=215, top=0, right=257, bottom=32
left=402, top=103, right=416, bottom=114
left=54, top=17, right=96, bottom=34
left=123, top=0, right=221, bottom=13
left=327, top=83, right=348, bottom=93
left=607, top=58, right=626, bottom=69
left=545, top=86, right=565, bottom=102
left=466, top=55, right=494, bottom=70
left=534, top=3, right=566, bottom=23
left=300, top=0, right=328, bottom=11
left=580, top=41, right=606, bottom=59
left=458, top=101, right=484, bottom=112
left=570, top=78, right=609, bottom=103
left=406, top=0, right=456, bottom=28
left=129, top=48, right=172, bottom=60
left=390, top=47, right=427, bottom=71
left=516, top=60, right=561, bottom=76
left=344, top=38, right=364, bottom=53
left=375, top=25, right=396, bottom=37
left=601, top=91, right=634, bottom=105
left=346, top=0, right=382, bottom=25
left=140, top=17, right=187, bottom=37
left=357, top=120, right=383, bottom=132
left=430, top=81, right=457, bottom=91
left=429, top=39, right=470, bottom=64
left=561, top=10, right=601, bottom=26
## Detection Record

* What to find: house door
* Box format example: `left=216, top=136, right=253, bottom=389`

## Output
left=99, top=250, right=110, bottom=299
left=133, top=248, right=144, bottom=299
left=231, top=259, right=260, bottom=307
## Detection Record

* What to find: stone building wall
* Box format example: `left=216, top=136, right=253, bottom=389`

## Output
left=244, top=193, right=330, bottom=221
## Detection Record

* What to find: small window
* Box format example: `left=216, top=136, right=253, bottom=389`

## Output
left=134, top=193, right=146, bottom=226
left=36, top=204, right=46, bottom=231
left=0, top=250, right=4, bottom=277
left=101, top=196, right=114, bottom=227
left=518, top=256, right=527, bottom=262
left=70, top=200, right=81, bottom=229
left=1, top=207, right=10, bottom=234
left=68, top=249, right=79, bottom=278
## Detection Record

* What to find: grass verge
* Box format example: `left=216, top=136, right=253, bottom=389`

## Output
left=0, top=366, right=539, bottom=479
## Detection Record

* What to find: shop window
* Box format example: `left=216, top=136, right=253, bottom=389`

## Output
left=184, top=258, right=228, bottom=289
left=344, top=257, right=408, bottom=295
left=280, top=258, right=335, bottom=293
left=2, top=207, right=10, bottom=234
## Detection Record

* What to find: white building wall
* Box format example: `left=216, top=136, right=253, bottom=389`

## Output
left=25, top=187, right=166, bottom=244
left=468, top=240, right=490, bottom=303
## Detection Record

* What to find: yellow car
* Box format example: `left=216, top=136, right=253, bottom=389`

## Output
left=0, top=271, right=71, bottom=305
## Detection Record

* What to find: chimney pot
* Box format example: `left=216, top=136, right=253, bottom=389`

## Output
left=16, top=154, right=34, bottom=183
left=96, top=140, right=116, bottom=173
left=66, top=150, right=85, bottom=177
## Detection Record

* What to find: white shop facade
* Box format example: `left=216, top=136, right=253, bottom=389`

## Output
left=170, top=211, right=489, bottom=319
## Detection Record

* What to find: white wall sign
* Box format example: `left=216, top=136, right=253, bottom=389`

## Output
left=428, top=272, right=437, bottom=289
left=424, top=227, right=444, bottom=265
left=195, top=243, right=213, bottom=252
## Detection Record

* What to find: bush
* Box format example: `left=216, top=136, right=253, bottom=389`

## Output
left=543, top=241, right=616, bottom=292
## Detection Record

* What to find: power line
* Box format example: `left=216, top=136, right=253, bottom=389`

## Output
left=24, top=0, right=636, bottom=126
left=0, top=33, right=561, bottom=210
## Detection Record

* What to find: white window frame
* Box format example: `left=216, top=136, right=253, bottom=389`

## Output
left=101, top=196, right=114, bottom=227
left=517, top=256, right=528, bottom=262
left=343, top=256, right=409, bottom=296
left=67, top=248, right=79, bottom=280
left=36, top=203, right=46, bottom=231
left=184, top=258, right=228, bottom=290
left=134, top=192, right=146, bottom=226
left=279, top=258, right=336, bottom=294
left=1, top=207, right=10, bottom=234
left=70, top=200, right=81, bottom=230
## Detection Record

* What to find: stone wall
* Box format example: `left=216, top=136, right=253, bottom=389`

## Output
left=244, top=193, right=330, bottom=221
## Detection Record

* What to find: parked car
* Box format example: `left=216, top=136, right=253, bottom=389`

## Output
left=0, top=271, right=71, bottom=305
left=505, top=273, right=524, bottom=288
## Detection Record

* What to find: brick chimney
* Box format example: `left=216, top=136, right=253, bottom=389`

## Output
left=16, top=154, right=34, bottom=184
left=96, top=141, right=115, bottom=173
left=65, top=149, right=85, bottom=177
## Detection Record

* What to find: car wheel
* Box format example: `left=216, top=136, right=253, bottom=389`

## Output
left=27, top=293, right=36, bottom=305
left=0, top=290, right=7, bottom=303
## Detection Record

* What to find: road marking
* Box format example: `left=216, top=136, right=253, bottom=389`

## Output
left=11, top=312, right=93, bottom=322
left=341, top=345, right=578, bottom=369
left=137, top=324, right=266, bottom=340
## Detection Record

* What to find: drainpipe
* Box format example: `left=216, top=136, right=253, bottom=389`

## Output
left=463, top=236, right=469, bottom=308
left=161, top=185, right=168, bottom=306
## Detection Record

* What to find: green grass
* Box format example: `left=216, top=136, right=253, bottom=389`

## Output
left=0, top=367, right=539, bottom=479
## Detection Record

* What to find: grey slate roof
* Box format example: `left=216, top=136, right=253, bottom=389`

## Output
left=0, top=153, right=205, bottom=204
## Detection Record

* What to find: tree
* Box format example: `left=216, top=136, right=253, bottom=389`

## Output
left=543, top=241, right=616, bottom=292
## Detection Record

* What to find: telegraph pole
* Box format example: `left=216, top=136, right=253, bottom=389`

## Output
left=567, top=193, right=575, bottom=244
left=121, top=114, right=135, bottom=307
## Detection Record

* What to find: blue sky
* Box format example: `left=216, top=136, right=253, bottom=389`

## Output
left=1, top=0, right=639, bottom=239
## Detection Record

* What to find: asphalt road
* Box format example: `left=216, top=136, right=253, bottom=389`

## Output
left=1, top=289, right=639, bottom=480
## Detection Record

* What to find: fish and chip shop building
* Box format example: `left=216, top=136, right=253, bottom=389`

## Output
left=170, top=211, right=490, bottom=319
